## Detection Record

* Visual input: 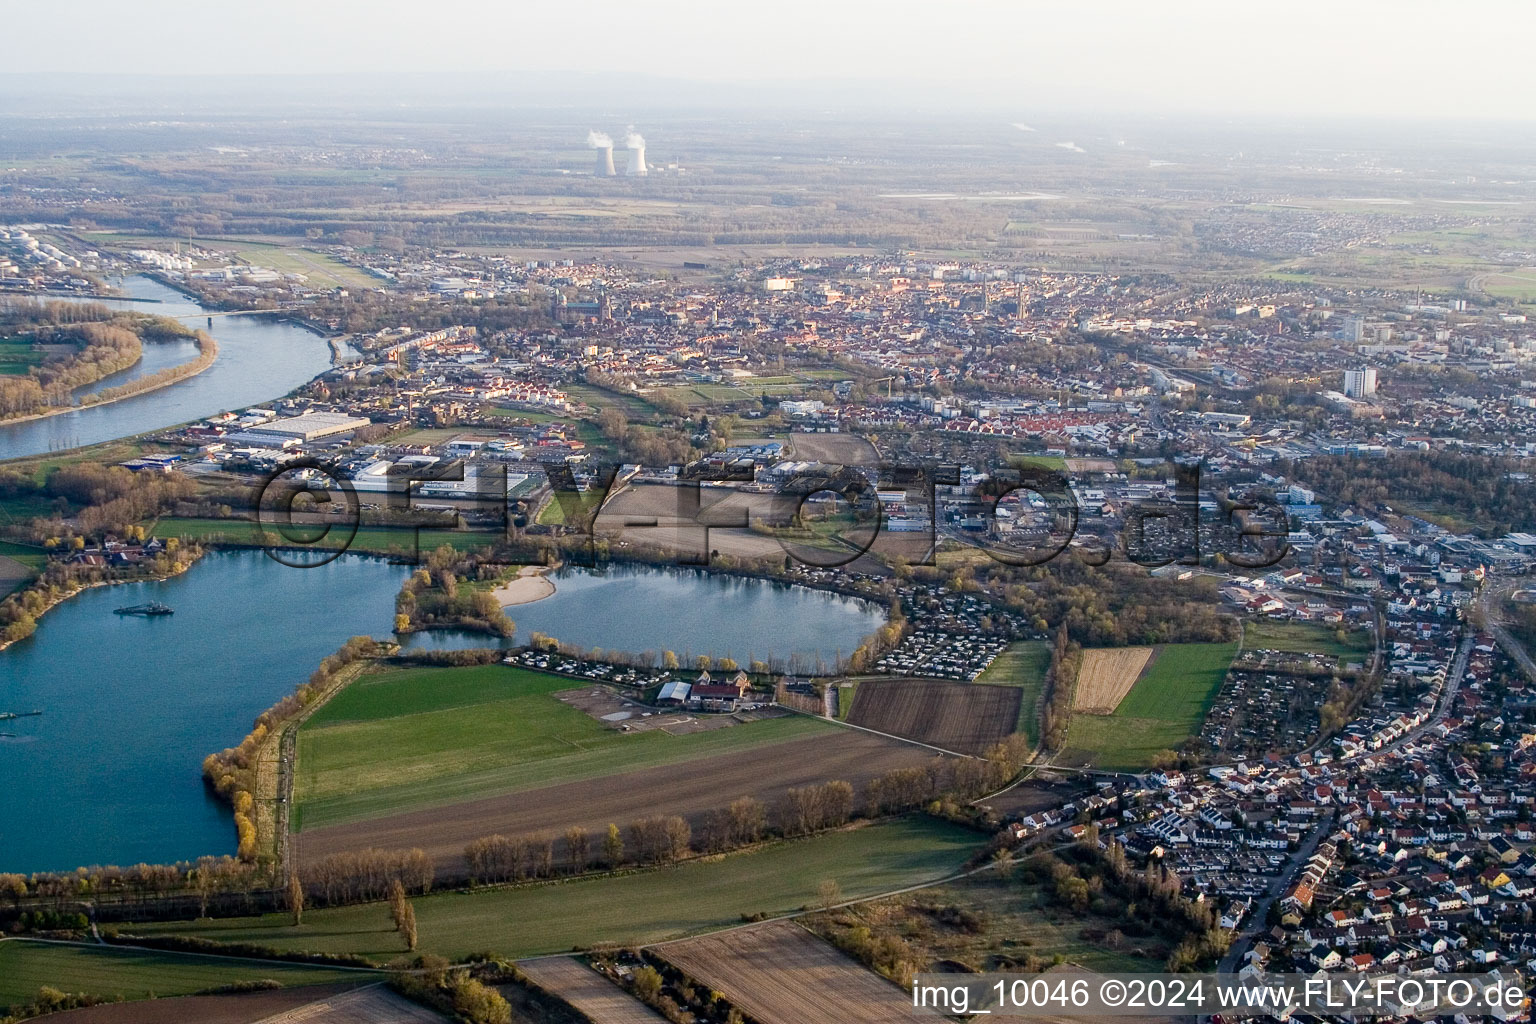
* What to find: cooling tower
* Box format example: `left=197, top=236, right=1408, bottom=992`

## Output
left=595, top=146, right=616, bottom=176
left=626, top=145, right=647, bottom=176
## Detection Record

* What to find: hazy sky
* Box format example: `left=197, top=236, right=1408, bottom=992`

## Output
left=9, top=0, right=1535, bottom=120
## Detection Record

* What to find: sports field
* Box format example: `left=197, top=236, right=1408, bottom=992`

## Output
left=294, top=665, right=835, bottom=830
left=0, top=941, right=369, bottom=1011
left=1242, top=620, right=1371, bottom=659
left=135, top=818, right=983, bottom=961
left=1061, top=642, right=1238, bottom=771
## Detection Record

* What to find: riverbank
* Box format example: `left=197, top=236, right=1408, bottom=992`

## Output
left=491, top=564, right=556, bottom=606
left=0, top=545, right=205, bottom=653
left=0, top=331, right=219, bottom=428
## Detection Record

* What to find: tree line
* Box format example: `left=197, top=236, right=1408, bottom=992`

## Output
left=1283, top=451, right=1536, bottom=537
left=203, top=636, right=386, bottom=861
left=459, top=739, right=1033, bottom=887
left=394, top=545, right=514, bottom=637
left=1039, top=624, right=1082, bottom=754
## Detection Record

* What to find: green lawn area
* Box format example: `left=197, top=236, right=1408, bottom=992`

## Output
left=1242, top=619, right=1370, bottom=659
left=0, top=539, right=48, bottom=571
left=0, top=941, right=371, bottom=1012
left=149, top=517, right=486, bottom=556
left=976, top=641, right=1052, bottom=746
left=564, top=382, right=659, bottom=419
left=0, top=493, right=62, bottom=526
left=132, top=817, right=982, bottom=961
left=836, top=680, right=857, bottom=720
left=294, top=664, right=835, bottom=830
left=0, top=339, right=42, bottom=375
left=1062, top=642, right=1238, bottom=771
left=1007, top=454, right=1067, bottom=471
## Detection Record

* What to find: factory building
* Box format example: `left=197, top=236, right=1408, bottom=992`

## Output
left=241, top=411, right=373, bottom=442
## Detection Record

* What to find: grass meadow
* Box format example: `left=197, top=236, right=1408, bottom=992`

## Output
left=294, top=664, right=833, bottom=829
left=1062, top=641, right=1238, bottom=771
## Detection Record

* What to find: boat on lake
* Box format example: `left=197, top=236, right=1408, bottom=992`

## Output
left=114, top=602, right=174, bottom=616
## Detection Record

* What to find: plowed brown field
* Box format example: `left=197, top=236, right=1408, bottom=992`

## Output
left=656, top=920, right=941, bottom=1024
left=517, top=957, right=665, bottom=1023
left=847, top=679, right=1021, bottom=754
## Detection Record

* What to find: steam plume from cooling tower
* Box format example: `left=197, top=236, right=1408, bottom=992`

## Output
left=588, top=130, right=616, bottom=176
left=625, top=128, right=647, bottom=176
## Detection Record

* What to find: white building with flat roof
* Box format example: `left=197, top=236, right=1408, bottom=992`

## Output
left=244, top=411, right=372, bottom=442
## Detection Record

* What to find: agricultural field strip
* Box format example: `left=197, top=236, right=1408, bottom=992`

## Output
left=134, top=819, right=985, bottom=961
left=0, top=939, right=377, bottom=1010
left=1072, top=647, right=1155, bottom=714
left=846, top=678, right=1021, bottom=754
left=1061, top=642, right=1239, bottom=771
left=295, top=679, right=836, bottom=830
left=975, top=641, right=1052, bottom=743
left=296, top=729, right=942, bottom=871
left=517, top=957, right=666, bottom=1024
left=654, top=920, right=941, bottom=1024
left=246, top=985, right=444, bottom=1024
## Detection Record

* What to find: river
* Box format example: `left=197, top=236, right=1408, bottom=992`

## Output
left=0, top=553, right=883, bottom=873
left=0, top=276, right=336, bottom=460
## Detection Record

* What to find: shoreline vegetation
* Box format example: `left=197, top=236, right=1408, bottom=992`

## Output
left=0, top=299, right=216, bottom=423
left=0, top=540, right=204, bottom=652
left=0, top=329, right=218, bottom=427
left=392, top=546, right=516, bottom=639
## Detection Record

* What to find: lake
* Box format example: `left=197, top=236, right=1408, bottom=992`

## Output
left=0, top=276, right=336, bottom=460
left=403, top=563, right=885, bottom=671
left=1, top=553, right=883, bottom=873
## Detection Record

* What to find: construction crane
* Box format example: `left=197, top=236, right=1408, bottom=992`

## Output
left=868, top=375, right=898, bottom=399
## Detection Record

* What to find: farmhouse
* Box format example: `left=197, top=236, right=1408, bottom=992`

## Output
left=657, top=681, right=692, bottom=705
left=690, top=670, right=754, bottom=711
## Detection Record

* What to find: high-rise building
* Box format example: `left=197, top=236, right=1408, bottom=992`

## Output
left=1343, top=368, right=1378, bottom=399
left=1340, top=316, right=1365, bottom=343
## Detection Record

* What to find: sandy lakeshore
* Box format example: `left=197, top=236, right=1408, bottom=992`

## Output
left=492, top=565, right=557, bottom=606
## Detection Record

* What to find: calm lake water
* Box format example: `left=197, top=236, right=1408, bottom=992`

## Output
left=2, top=554, right=883, bottom=873
left=0, top=276, right=336, bottom=459
left=0, top=551, right=411, bottom=874
left=403, top=563, right=885, bottom=670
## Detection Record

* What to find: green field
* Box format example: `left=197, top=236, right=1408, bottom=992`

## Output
left=1062, top=642, right=1239, bottom=771
left=0, top=539, right=48, bottom=571
left=976, top=641, right=1052, bottom=746
left=0, top=339, right=42, bottom=376
left=0, top=539, right=46, bottom=597
left=1006, top=454, right=1068, bottom=471
left=1242, top=619, right=1371, bottom=659
left=295, top=664, right=835, bottom=830
left=133, top=817, right=981, bottom=960
left=149, top=517, right=486, bottom=556
left=0, top=940, right=369, bottom=1011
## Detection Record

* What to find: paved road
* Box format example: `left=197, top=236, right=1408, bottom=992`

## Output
left=1219, top=812, right=1335, bottom=973
left=1218, top=627, right=1473, bottom=972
